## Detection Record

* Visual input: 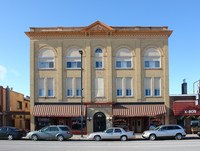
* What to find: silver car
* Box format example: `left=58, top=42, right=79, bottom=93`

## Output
left=142, top=125, right=186, bottom=140
left=27, top=125, right=73, bottom=141
left=87, top=127, right=135, bottom=141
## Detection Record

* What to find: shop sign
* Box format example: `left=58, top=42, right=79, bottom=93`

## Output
left=38, top=118, right=50, bottom=122
left=184, top=110, right=197, bottom=114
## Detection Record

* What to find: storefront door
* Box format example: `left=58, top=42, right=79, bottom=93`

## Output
left=131, top=118, right=142, bottom=133
left=93, top=112, right=106, bottom=132
left=136, top=119, right=142, bottom=133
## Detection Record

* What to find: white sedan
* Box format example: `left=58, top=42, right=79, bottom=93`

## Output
left=87, top=127, right=135, bottom=141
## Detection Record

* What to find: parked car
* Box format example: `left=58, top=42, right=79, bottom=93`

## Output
left=87, top=127, right=135, bottom=141
left=197, top=131, right=200, bottom=137
left=142, top=125, right=186, bottom=141
left=0, top=127, right=26, bottom=140
left=27, top=125, right=73, bottom=141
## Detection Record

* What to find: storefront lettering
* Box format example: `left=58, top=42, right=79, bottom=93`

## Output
left=184, top=110, right=197, bottom=114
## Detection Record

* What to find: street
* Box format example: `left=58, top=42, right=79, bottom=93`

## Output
left=0, top=138, right=200, bottom=151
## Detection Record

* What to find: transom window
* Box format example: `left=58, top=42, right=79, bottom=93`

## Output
left=66, top=48, right=81, bottom=69
left=115, top=48, right=132, bottom=69
left=95, top=48, right=103, bottom=69
left=38, top=48, right=55, bottom=69
left=144, top=48, right=161, bottom=68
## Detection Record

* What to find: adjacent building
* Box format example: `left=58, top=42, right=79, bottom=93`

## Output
left=0, top=86, right=30, bottom=130
left=25, top=21, right=172, bottom=133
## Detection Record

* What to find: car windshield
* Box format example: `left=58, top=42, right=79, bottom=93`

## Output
left=154, top=126, right=161, bottom=130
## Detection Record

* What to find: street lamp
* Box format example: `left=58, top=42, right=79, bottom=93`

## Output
left=79, top=50, right=83, bottom=137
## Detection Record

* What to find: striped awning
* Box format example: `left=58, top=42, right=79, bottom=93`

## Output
left=113, top=104, right=166, bottom=117
left=32, top=105, right=86, bottom=117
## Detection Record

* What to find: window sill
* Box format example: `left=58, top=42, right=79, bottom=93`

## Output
left=144, top=68, right=162, bottom=70
left=66, top=68, right=83, bottom=70
left=38, top=68, right=56, bottom=71
left=144, top=96, right=162, bottom=98
left=116, top=96, right=134, bottom=98
left=95, top=68, right=105, bottom=70
left=115, top=68, right=134, bottom=70
left=38, top=96, right=56, bottom=99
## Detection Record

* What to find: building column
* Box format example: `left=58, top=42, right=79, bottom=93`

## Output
left=135, top=40, right=142, bottom=102
left=30, top=40, right=35, bottom=131
left=85, top=40, right=91, bottom=103
left=107, top=39, right=113, bottom=102
left=57, top=42, right=63, bottom=101
left=164, top=40, right=170, bottom=124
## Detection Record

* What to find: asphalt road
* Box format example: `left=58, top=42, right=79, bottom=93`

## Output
left=0, top=139, right=200, bottom=151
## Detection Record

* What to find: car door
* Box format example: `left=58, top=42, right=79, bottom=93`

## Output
left=167, top=126, right=176, bottom=137
left=0, top=128, right=8, bottom=138
left=103, top=128, right=114, bottom=139
left=48, top=127, right=59, bottom=140
left=39, top=126, right=50, bottom=139
left=113, top=128, right=122, bottom=139
left=156, top=126, right=169, bottom=137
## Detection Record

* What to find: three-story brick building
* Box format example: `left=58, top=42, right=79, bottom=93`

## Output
left=25, top=21, right=172, bottom=134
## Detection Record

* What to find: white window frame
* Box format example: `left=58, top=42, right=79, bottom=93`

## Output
left=47, top=78, right=54, bottom=97
left=144, top=56, right=161, bottom=69
left=154, top=77, right=161, bottom=96
left=95, top=48, right=103, bottom=69
left=75, top=78, right=81, bottom=97
left=66, top=56, right=81, bottom=69
left=125, top=77, right=133, bottom=97
left=66, top=78, right=74, bottom=97
left=115, top=56, right=132, bottom=69
left=116, top=77, right=123, bottom=97
left=144, top=77, right=152, bottom=97
left=95, top=78, right=104, bottom=97
left=38, top=78, right=45, bottom=97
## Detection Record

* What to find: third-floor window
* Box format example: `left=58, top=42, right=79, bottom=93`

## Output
left=66, top=48, right=81, bottom=69
left=95, top=48, right=103, bottom=69
left=144, top=48, right=161, bottom=69
left=38, top=48, right=55, bottom=69
left=115, top=48, right=132, bottom=69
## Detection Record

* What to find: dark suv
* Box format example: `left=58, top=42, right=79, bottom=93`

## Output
left=0, top=127, right=26, bottom=140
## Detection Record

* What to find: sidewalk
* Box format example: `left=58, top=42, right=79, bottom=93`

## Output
left=71, top=133, right=199, bottom=140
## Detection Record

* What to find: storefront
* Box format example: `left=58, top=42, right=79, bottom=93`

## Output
left=112, top=104, right=166, bottom=133
left=32, top=104, right=87, bottom=134
left=173, top=100, right=200, bottom=134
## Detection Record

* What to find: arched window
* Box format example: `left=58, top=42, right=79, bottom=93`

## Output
left=95, top=48, right=103, bottom=69
left=115, top=48, right=132, bottom=69
left=66, top=48, right=81, bottom=69
left=38, top=48, right=55, bottom=69
left=144, top=48, right=161, bottom=68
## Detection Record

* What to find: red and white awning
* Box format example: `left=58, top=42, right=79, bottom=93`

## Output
left=32, top=105, right=86, bottom=117
left=113, top=104, right=166, bottom=117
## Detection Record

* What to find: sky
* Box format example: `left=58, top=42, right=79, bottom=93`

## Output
left=0, top=0, right=200, bottom=96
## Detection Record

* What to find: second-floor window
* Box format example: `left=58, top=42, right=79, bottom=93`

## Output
left=115, top=48, right=132, bottom=69
left=47, top=78, right=54, bottom=97
left=95, top=78, right=104, bottom=97
left=38, top=48, right=55, bottom=69
left=95, top=48, right=103, bottom=69
left=154, top=77, right=161, bottom=96
left=125, top=78, right=132, bottom=96
left=66, top=48, right=81, bottom=69
left=144, top=78, right=152, bottom=96
left=76, top=78, right=81, bottom=97
left=116, top=78, right=123, bottom=96
left=38, top=78, right=45, bottom=97
left=66, top=78, right=73, bottom=97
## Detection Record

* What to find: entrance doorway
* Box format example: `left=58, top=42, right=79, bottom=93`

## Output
left=93, top=112, right=106, bottom=132
left=131, top=118, right=142, bottom=133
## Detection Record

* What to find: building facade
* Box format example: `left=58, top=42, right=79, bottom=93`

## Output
left=25, top=21, right=172, bottom=133
left=0, top=86, right=30, bottom=130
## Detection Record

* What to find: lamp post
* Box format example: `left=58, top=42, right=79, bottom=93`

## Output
left=79, top=50, right=83, bottom=137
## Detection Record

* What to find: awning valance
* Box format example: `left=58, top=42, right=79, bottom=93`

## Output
left=32, top=105, right=86, bottom=117
left=113, top=104, right=166, bottom=117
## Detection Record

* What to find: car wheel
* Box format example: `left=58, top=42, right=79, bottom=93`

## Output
left=149, top=134, right=156, bottom=141
left=175, top=134, right=182, bottom=140
left=120, top=135, right=127, bottom=141
left=31, top=134, right=38, bottom=141
left=57, top=135, right=64, bottom=141
left=8, top=135, right=14, bottom=140
left=94, top=135, right=101, bottom=141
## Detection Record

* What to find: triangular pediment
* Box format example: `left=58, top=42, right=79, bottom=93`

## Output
left=81, top=21, right=115, bottom=32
